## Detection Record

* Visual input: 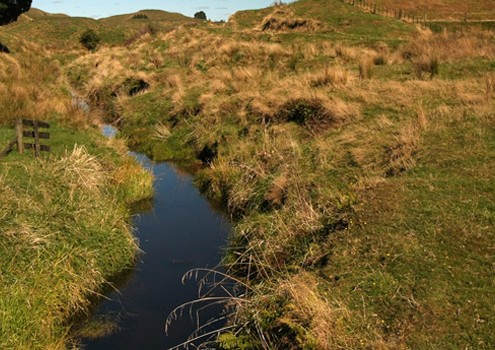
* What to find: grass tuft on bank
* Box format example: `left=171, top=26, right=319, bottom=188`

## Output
left=0, top=26, right=153, bottom=349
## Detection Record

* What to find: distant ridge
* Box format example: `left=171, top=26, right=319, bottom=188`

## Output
left=23, top=8, right=69, bottom=19
left=99, top=9, right=192, bottom=23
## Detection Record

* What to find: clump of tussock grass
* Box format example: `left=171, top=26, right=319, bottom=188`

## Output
left=373, top=54, right=387, bottom=66
left=112, top=157, right=154, bottom=203
left=260, top=16, right=322, bottom=32
left=56, top=145, right=107, bottom=200
left=358, top=58, right=374, bottom=80
left=274, top=97, right=359, bottom=133
left=259, top=7, right=322, bottom=32
left=278, top=272, right=367, bottom=349
left=403, top=29, right=495, bottom=62
left=153, top=122, right=172, bottom=141
left=334, top=43, right=359, bottom=62
left=385, top=107, right=428, bottom=175
left=371, top=42, right=390, bottom=66
left=412, top=52, right=439, bottom=80
left=309, top=66, right=349, bottom=87
left=486, top=73, right=495, bottom=100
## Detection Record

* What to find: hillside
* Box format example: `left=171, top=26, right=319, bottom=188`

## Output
left=0, top=19, right=153, bottom=350
left=230, top=0, right=412, bottom=41
left=22, top=8, right=69, bottom=19
left=3, top=8, right=197, bottom=49
left=98, top=10, right=199, bottom=41
left=371, top=0, right=495, bottom=21
left=1, top=0, right=495, bottom=348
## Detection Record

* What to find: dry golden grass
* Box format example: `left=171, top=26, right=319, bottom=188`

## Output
left=0, top=35, right=100, bottom=129
left=358, top=58, right=374, bottom=80
left=373, top=0, right=495, bottom=20
left=402, top=29, right=495, bottom=62
left=153, top=122, right=172, bottom=140
left=56, top=145, right=107, bottom=200
left=334, top=43, right=359, bottom=61
left=53, top=18, right=495, bottom=349
left=281, top=272, right=356, bottom=350
left=232, top=66, right=264, bottom=82
left=258, top=6, right=323, bottom=32
left=309, top=66, right=349, bottom=87
left=386, top=107, right=429, bottom=175
left=486, top=73, right=495, bottom=100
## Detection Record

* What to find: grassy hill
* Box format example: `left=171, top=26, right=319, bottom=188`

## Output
left=1, top=0, right=494, bottom=348
left=3, top=8, right=197, bottom=49
left=23, top=8, right=69, bottom=19
left=0, top=21, right=153, bottom=350
left=230, top=0, right=412, bottom=42
left=98, top=10, right=199, bottom=43
left=371, top=0, right=495, bottom=21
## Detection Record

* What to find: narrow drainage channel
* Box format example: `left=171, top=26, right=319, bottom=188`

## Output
left=80, top=125, right=231, bottom=349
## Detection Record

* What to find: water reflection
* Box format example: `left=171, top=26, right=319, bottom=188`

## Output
left=81, top=127, right=231, bottom=349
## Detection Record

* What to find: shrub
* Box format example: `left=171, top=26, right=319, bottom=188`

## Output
left=79, top=29, right=101, bottom=51
left=131, top=13, right=148, bottom=20
left=0, top=0, right=31, bottom=25
left=280, top=98, right=323, bottom=125
left=194, top=11, right=207, bottom=20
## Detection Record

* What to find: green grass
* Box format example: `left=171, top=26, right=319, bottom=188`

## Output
left=371, top=0, right=495, bottom=21
left=322, top=111, right=495, bottom=348
left=0, top=124, right=153, bottom=349
left=231, top=0, right=413, bottom=43
left=3, top=8, right=197, bottom=49
left=2, top=0, right=495, bottom=348
left=428, top=20, right=495, bottom=33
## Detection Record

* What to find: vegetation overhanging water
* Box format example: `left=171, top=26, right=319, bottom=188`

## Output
left=79, top=125, right=231, bottom=349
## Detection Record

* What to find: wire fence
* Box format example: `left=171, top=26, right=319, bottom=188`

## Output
left=338, top=0, right=429, bottom=27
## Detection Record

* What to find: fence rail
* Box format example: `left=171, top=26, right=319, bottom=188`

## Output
left=338, top=0, right=428, bottom=27
left=1, top=119, right=50, bottom=158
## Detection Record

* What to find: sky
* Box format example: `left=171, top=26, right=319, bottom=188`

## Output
left=31, top=0, right=280, bottom=21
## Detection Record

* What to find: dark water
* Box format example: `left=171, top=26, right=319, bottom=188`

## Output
left=81, top=127, right=231, bottom=349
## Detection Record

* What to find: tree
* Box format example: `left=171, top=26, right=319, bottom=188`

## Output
left=79, top=29, right=101, bottom=51
left=194, top=11, right=207, bottom=20
left=0, top=0, right=32, bottom=25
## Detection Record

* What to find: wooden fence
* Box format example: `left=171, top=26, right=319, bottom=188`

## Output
left=1, top=119, right=50, bottom=158
left=338, top=0, right=428, bottom=27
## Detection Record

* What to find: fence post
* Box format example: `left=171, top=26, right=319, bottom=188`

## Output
left=16, top=119, right=23, bottom=154
left=33, top=120, right=40, bottom=158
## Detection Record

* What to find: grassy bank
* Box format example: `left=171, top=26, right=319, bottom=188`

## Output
left=0, top=28, right=153, bottom=350
left=2, top=0, right=495, bottom=348
left=69, top=2, right=495, bottom=346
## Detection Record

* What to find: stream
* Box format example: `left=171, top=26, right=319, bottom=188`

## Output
left=80, top=125, right=231, bottom=349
